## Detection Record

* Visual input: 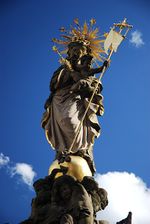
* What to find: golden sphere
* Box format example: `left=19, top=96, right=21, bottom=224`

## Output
left=48, top=155, right=92, bottom=182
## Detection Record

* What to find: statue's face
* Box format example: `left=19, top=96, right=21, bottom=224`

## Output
left=84, top=58, right=92, bottom=67
left=68, top=45, right=86, bottom=61
left=60, top=183, right=72, bottom=200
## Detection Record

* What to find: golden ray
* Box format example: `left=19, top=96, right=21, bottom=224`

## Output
left=61, top=35, right=72, bottom=40
left=88, top=28, right=99, bottom=39
left=92, top=39, right=105, bottom=44
left=73, top=18, right=79, bottom=26
left=71, top=28, right=82, bottom=38
left=83, top=22, right=88, bottom=35
left=52, top=38, right=69, bottom=45
left=59, top=27, right=66, bottom=32
left=90, top=18, right=96, bottom=26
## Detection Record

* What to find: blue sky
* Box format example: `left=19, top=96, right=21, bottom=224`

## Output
left=0, top=0, right=150, bottom=223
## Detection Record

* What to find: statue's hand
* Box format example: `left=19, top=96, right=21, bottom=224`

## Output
left=103, top=60, right=110, bottom=68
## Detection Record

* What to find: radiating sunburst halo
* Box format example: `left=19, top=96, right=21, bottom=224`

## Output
left=52, top=18, right=107, bottom=62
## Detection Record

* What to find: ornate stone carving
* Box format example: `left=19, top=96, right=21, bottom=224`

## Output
left=20, top=169, right=109, bottom=224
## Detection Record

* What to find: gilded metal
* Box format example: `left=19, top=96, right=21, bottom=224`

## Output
left=48, top=155, right=92, bottom=181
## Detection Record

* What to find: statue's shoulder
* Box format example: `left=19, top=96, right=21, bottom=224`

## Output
left=53, top=65, right=65, bottom=75
left=50, top=65, right=65, bottom=92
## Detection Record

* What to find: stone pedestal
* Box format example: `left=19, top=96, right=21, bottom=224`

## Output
left=20, top=168, right=108, bottom=224
left=20, top=169, right=132, bottom=224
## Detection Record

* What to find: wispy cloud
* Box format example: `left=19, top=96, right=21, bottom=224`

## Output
left=130, top=30, right=144, bottom=48
left=10, top=163, right=37, bottom=187
left=96, top=172, right=150, bottom=224
left=0, top=153, right=10, bottom=167
left=0, top=152, right=36, bottom=188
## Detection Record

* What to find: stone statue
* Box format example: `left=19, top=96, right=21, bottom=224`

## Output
left=42, top=41, right=108, bottom=174
left=21, top=172, right=95, bottom=224
left=20, top=168, right=68, bottom=224
left=47, top=175, right=94, bottom=224
left=21, top=19, right=133, bottom=224
left=81, top=176, right=108, bottom=215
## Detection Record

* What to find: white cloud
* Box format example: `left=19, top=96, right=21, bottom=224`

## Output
left=130, top=30, right=144, bottom=47
left=95, top=172, right=150, bottom=224
left=0, top=152, right=37, bottom=189
left=10, top=163, right=37, bottom=187
left=0, top=153, right=10, bottom=167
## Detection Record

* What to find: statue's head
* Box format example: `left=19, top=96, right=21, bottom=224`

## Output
left=51, top=175, right=76, bottom=203
left=80, top=54, right=93, bottom=67
left=81, top=176, right=99, bottom=192
left=33, top=179, right=46, bottom=193
left=33, top=178, right=50, bottom=194
left=81, top=176, right=108, bottom=212
left=67, top=41, right=88, bottom=61
left=59, top=183, right=72, bottom=200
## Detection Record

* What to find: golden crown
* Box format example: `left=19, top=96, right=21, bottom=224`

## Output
left=52, top=18, right=107, bottom=62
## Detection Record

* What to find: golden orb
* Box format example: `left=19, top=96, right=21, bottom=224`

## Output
left=48, top=155, right=92, bottom=182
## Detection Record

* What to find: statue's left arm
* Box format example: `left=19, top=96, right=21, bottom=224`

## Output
left=89, top=60, right=110, bottom=76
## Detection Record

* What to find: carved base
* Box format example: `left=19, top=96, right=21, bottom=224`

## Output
left=20, top=169, right=108, bottom=224
left=20, top=170, right=132, bottom=224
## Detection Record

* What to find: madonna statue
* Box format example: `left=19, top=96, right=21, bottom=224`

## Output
left=41, top=21, right=108, bottom=177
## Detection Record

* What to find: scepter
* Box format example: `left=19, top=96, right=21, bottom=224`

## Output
left=68, top=18, right=133, bottom=153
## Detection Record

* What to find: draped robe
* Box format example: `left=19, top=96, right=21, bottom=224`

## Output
left=41, top=65, right=104, bottom=173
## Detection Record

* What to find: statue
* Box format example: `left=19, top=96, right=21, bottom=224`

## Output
left=48, top=175, right=94, bottom=224
left=21, top=169, right=95, bottom=224
left=21, top=19, right=133, bottom=224
left=41, top=19, right=132, bottom=180
left=21, top=169, right=110, bottom=224
left=42, top=40, right=107, bottom=175
left=20, top=168, right=68, bottom=224
left=81, top=176, right=108, bottom=215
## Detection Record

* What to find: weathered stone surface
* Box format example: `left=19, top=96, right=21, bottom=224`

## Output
left=20, top=169, right=109, bottom=224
